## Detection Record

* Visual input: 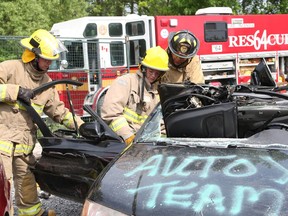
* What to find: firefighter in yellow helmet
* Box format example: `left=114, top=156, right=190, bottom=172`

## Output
left=101, top=46, right=169, bottom=145
left=161, top=30, right=205, bottom=84
left=0, top=29, right=84, bottom=216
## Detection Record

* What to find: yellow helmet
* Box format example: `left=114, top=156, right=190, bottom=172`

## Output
left=20, top=29, right=67, bottom=63
left=141, top=46, right=169, bottom=72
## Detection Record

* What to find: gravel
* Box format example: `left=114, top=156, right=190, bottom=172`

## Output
left=13, top=193, right=83, bottom=216
left=39, top=195, right=83, bottom=215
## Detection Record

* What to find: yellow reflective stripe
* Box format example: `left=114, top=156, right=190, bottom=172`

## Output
left=0, top=85, right=7, bottom=101
left=110, top=117, right=129, bottom=132
left=123, top=107, right=148, bottom=124
left=31, top=103, right=44, bottom=115
left=0, top=140, right=14, bottom=155
left=0, top=140, right=34, bottom=155
left=15, top=143, right=34, bottom=155
left=18, top=202, right=42, bottom=216
left=62, top=112, right=74, bottom=128
left=6, top=101, right=44, bottom=115
left=5, top=101, right=26, bottom=110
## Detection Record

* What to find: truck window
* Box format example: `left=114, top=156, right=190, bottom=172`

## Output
left=83, top=23, right=97, bottom=38
left=88, top=40, right=99, bottom=84
left=204, top=22, right=227, bottom=42
left=129, top=39, right=146, bottom=65
left=126, top=21, right=145, bottom=36
left=110, top=42, right=124, bottom=66
left=109, top=23, right=123, bottom=37
left=88, top=40, right=99, bottom=70
left=65, top=41, right=85, bottom=69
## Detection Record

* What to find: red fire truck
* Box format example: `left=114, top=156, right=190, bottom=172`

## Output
left=48, top=7, right=288, bottom=116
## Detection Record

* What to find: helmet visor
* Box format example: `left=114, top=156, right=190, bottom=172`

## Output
left=38, top=38, right=68, bottom=60
left=52, top=39, right=68, bottom=55
left=174, top=43, right=193, bottom=58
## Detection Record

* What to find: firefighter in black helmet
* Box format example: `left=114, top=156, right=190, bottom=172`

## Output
left=161, top=30, right=205, bottom=84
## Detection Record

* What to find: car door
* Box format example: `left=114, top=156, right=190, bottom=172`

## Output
left=24, top=80, right=125, bottom=203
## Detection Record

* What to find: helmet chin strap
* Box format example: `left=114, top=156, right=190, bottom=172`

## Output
left=140, top=65, right=147, bottom=103
left=32, top=56, right=44, bottom=71
left=31, top=47, right=45, bottom=71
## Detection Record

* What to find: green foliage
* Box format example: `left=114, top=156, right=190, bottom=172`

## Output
left=0, top=0, right=288, bottom=36
left=86, top=0, right=288, bottom=16
left=47, top=0, right=89, bottom=25
left=0, top=0, right=49, bottom=35
left=0, top=0, right=88, bottom=36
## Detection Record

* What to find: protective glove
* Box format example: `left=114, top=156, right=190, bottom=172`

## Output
left=17, top=87, right=35, bottom=105
left=125, top=134, right=135, bottom=146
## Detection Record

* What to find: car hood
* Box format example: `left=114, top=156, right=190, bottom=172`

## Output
left=89, top=138, right=288, bottom=216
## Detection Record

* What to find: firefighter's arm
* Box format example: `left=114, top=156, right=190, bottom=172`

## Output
left=0, top=84, right=21, bottom=103
left=43, top=87, right=84, bottom=129
left=186, top=55, right=205, bottom=84
left=0, top=62, right=21, bottom=102
left=101, top=75, right=135, bottom=140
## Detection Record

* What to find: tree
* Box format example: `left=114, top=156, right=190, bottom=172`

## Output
left=85, top=0, right=243, bottom=16
left=85, top=0, right=288, bottom=16
left=1, top=0, right=288, bottom=36
left=87, top=0, right=127, bottom=16
left=265, top=0, right=288, bottom=14
left=47, top=0, right=89, bottom=26
left=0, top=0, right=88, bottom=36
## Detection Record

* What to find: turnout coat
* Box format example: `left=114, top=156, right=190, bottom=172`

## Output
left=0, top=60, right=83, bottom=156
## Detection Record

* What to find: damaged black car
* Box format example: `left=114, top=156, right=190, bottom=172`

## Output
left=80, top=59, right=288, bottom=216
left=31, top=60, right=288, bottom=216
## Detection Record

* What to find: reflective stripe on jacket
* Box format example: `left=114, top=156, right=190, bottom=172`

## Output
left=0, top=140, right=34, bottom=156
left=110, top=107, right=148, bottom=132
left=0, top=60, right=83, bottom=156
left=102, top=71, right=158, bottom=140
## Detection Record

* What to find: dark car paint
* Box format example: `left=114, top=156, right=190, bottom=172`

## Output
left=0, top=158, right=11, bottom=216
left=87, top=140, right=288, bottom=216
left=33, top=135, right=126, bottom=203
left=82, top=80, right=288, bottom=215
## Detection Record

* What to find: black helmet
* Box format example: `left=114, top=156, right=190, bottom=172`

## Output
left=168, top=30, right=199, bottom=59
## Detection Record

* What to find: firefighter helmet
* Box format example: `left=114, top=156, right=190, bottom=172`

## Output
left=141, top=46, right=169, bottom=72
left=168, top=30, right=199, bottom=59
left=20, top=29, right=67, bottom=63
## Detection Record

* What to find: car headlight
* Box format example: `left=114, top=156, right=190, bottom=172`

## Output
left=81, top=199, right=127, bottom=216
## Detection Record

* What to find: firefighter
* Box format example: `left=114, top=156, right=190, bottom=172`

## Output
left=0, top=29, right=84, bottom=216
left=101, top=46, right=169, bottom=145
left=161, top=30, right=205, bottom=84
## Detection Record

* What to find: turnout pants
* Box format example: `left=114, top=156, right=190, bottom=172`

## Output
left=1, top=149, right=43, bottom=216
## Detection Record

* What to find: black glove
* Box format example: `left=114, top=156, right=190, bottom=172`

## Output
left=17, top=87, right=35, bottom=105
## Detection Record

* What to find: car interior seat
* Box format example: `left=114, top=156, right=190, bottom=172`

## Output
left=158, top=83, right=238, bottom=138
left=164, top=102, right=237, bottom=138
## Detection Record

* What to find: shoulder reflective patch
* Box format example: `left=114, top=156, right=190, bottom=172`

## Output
left=116, top=78, right=128, bottom=86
